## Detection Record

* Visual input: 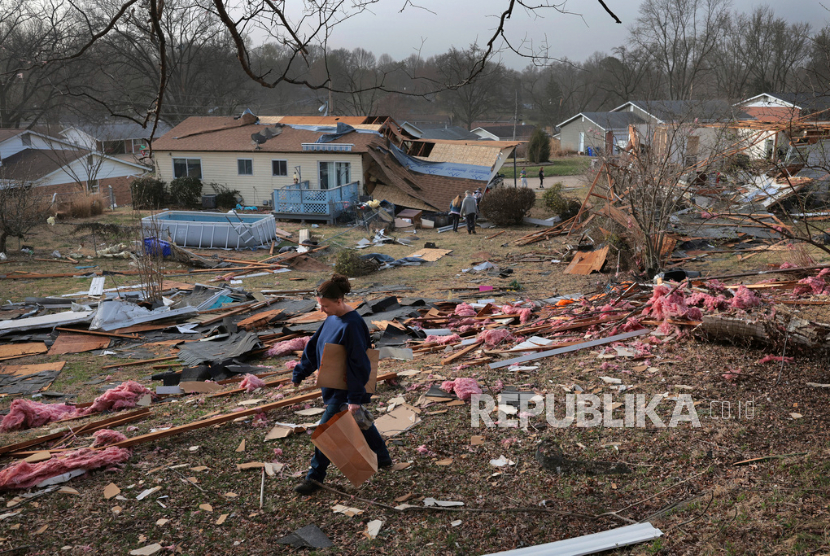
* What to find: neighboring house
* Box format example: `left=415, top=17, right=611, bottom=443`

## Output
left=471, top=124, right=536, bottom=142
left=402, top=123, right=481, bottom=141
left=60, top=121, right=172, bottom=161
left=557, top=112, right=647, bottom=155
left=0, top=129, right=149, bottom=204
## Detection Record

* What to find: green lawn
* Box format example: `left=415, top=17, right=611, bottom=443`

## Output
left=501, top=157, right=590, bottom=178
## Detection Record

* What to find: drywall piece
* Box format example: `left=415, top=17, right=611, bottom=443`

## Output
left=0, top=311, right=95, bottom=335
left=489, top=329, right=650, bottom=369
left=378, top=347, right=414, bottom=361
left=90, top=301, right=197, bottom=332
left=180, top=382, right=223, bottom=394
left=479, top=522, right=663, bottom=556
left=89, top=276, right=106, bottom=297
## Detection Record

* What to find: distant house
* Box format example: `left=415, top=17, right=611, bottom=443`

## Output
left=60, top=121, right=172, bottom=161
left=0, top=129, right=149, bottom=205
left=557, top=112, right=646, bottom=155
left=471, top=124, right=536, bottom=142
left=401, top=122, right=481, bottom=141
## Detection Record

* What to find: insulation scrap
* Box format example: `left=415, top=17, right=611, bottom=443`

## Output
left=285, top=360, right=299, bottom=370
left=454, top=303, right=477, bottom=317
left=757, top=355, right=794, bottom=364
left=0, top=400, right=76, bottom=432
left=729, top=286, right=762, bottom=310
left=477, top=328, right=514, bottom=346
left=779, top=262, right=798, bottom=269
left=424, top=334, right=461, bottom=345
left=79, top=381, right=152, bottom=416
left=501, top=305, right=532, bottom=324
left=642, top=285, right=694, bottom=320
left=91, top=429, right=128, bottom=447
left=687, top=292, right=728, bottom=312
left=240, top=374, right=266, bottom=392
left=0, top=447, right=131, bottom=490
left=439, top=378, right=481, bottom=401
left=793, top=276, right=827, bottom=296
left=266, top=336, right=311, bottom=357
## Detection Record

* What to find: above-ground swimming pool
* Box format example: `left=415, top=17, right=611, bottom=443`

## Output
left=141, top=211, right=278, bottom=249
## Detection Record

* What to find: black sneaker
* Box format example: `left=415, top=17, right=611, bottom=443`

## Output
left=378, top=459, right=394, bottom=469
left=293, top=479, right=322, bottom=495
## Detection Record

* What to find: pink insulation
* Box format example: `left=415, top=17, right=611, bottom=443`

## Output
left=267, top=336, right=311, bottom=357
left=622, top=317, right=645, bottom=332
left=477, top=328, right=514, bottom=346
left=91, top=429, right=128, bottom=447
left=687, top=292, right=728, bottom=312
left=78, top=380, right=152, bottom=416
left=793, top=276, right=827, bottom=296
left=729, top=286, right=762, bottom=310
left=454, top=303, right=477, bottom=317
left=819, top=268, right=830, bottom=278
left=706, top=279, right=726, bottom=292
left=0, top=400, right=76, bottom=432
left=240, top=374, right=266, bottom=392
left=0, top=446, right=132, bottom=490
left=757, top=355, right=794, bottom=364
left=285, top=360, right=299, bottom=370
left=501, top=305, right=533, bottom=324
left=642, top=285, right=694, bottom=320
left=439, top=378, right=482, bottom=401
left=424, top=334, right=461, bottom=345
left=779, top=262, right=798, bottom=269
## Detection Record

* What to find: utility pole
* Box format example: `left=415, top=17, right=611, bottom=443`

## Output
left=513, top=90, right=518, bottom=188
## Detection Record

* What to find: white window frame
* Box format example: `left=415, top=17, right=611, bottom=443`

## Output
left=317, top=161, right=351, bottom=190
left=237, top=158, right=253, bottom=176
left=172, top=157, right=202, bottom=179
left=271, top=159, right=288, bottom=176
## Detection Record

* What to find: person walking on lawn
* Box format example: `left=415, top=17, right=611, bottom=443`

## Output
left=449, top=194, right=463, bottom=232
left=461, top=190, right=478, bottom=234
left=538, top=167, right=545, bottom=189
left=520, top=168, right=528, bottom=188
left=292, top=274, right=392, bottom=495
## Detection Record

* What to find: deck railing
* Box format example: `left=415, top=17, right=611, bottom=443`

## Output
left=272, top=181, right=359, bottom=216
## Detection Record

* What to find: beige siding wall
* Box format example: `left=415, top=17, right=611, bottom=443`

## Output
left=154, top=151, right=365, bottom=206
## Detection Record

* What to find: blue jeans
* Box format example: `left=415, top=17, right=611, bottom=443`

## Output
left=306, top=403, right=392, bottom=483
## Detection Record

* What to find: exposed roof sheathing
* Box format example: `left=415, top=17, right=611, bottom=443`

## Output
left=418, top=142, right=505, bottom=167
left=369, top=183, right=434, bottom=211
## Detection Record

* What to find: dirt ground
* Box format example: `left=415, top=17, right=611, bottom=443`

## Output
left=0, top=205, right=828, bottom=555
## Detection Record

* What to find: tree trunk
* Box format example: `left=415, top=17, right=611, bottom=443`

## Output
left=0, top=231, right=7, bottom=255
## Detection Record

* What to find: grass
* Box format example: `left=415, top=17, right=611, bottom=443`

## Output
left=500, top=157, right=591, bottom=178
left=1, top=210, right=830, bottom=554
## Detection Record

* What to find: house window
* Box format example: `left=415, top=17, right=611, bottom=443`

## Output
left=238, top=159, right=253, bottom=175
left=318, top=161, right=351, bottom=190
left=173, top=158, right=202, bottom=179
left=87, top=179, right=100, bottom=193
left=272, top=160, right=287, bottom=176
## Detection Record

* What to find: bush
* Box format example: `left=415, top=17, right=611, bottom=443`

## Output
left=66, top=193, right=105, bottom=218
left=542, top=183, right=581, bottom=220
left=209, top=183, right=241, bottom=209
left=131, top=176, right=167, bottom=209
left=479, top=186, right=537, bottom=226
left=334, top=250, right=378, bottom=277
left=526, top=128, right=551, bottom=163
left=169, top=176, right=202, bottom=208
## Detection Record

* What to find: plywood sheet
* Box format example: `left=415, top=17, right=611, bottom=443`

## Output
left=563, top=246, right=609, bottom=275
left=238, top=309, right=284, bottom=330
left=0, top=361, right=66, bottom=377
left=48, top=333, right=110, bottom=355
left=407, top=248, right=453, bottom=262
left=0, top=343, right=48, bottom=361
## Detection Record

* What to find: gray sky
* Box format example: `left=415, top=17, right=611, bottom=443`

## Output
left=317, top=0, right=830, bottom=68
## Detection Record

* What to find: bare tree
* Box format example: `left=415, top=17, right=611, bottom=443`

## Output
left=0, top=182, right=52, bottom=253
left=435, top=44, right=508, bottom=130
left=630, top=0, right=730, bottom=100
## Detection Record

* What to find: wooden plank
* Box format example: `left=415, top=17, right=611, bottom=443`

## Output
left=407, top=248, right=452, bottom=262
left=441, top=340, right=483, bottom=365
left=237, top=309, right=283, bottom=330
left=485, top=230, right=506, bottom=240
left=490, top=329, right=650, bottom=369
left=55, top=327, right=140, bottom=340
left=48, top=333, right=110, bottom=355
left=108, top=372, right=398, bottom=449
left=563, top=246, right=609, bottom=275
left=0, top=343, right=48, bottom=361
left=101, top=355, right=178, bottom=370
left=0, top=361, right=66, bottom=377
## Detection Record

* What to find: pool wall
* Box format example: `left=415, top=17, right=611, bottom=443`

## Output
left=141, top=211, right=278, bottom=249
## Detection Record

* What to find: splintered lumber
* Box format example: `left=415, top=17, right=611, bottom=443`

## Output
left=54, top=327, right=140, bottom=340
left=101, top=355, right=179, bottom=370
left=107, top=372, right=398, bottom=450
left=0, top=408, right=151, bottom=456
left=485, top=230, right=506, bottom=240
left=237, top=309, right=283, bottom=330
left=441, top=340, right=483, bottom=365
left=490, top=329, right=650, bottom=369
left=697, top=310, right=830, bottom=349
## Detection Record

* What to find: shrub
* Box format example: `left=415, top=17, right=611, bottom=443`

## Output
left=479, top=186, right=537, bottom=226
left=526, top=128, right=551, bottom=163
left=209, top=183, right=241, bottom=209
left=169, top=176, right=202, bottom=208
left=334, top=250, right=378, bottom=277
left=66, top=193, right=105, bottom=218
left=542, top=183, right=581, bottom=220
left=131, top=176, right=167, bottom=209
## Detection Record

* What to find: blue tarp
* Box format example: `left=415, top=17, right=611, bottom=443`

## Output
left=385, top=144, right=492, bottom=181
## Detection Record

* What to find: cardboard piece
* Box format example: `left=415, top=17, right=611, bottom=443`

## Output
left=180, top=381, right=223, bottom=394
left=316, top=343, right=379, bottom=394
left=311, top=410, right=378, bottom=487
left=48, top=333, right=110, bottom=355
left=374, top=404, right=421, bottom=437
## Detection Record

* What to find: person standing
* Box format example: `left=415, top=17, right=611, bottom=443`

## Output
left=538, top=167, right=545, bottom=189
left=449, top=194, right=463, bottom=233
left=520, top=168, right=528, bottom=188
left=292, top=274, right=392, bottom=495
left=461, top=190, right=478, bottom=234
left=473, top=188, right=482, bottom=213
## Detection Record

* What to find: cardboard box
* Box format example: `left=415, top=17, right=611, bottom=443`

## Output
left=316, top=343, right=378, bottom=393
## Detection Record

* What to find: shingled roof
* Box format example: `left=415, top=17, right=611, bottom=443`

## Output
left=0, top=149, right=87, bottom=182
left=152, top=116, right=381, bottom=153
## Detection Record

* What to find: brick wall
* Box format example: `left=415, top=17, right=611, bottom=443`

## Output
left=37, top=175, right=137, bottom=207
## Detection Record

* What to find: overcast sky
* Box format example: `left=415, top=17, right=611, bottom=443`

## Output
left=315, top=0, right=830, bottom=68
